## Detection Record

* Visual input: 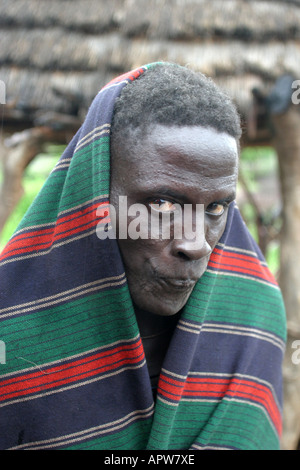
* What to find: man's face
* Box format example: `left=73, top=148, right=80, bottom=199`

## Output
left=110, top=124, right=239, bottom=316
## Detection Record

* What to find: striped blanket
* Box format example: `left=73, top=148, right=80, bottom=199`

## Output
left=0, top=64, right=286, bottom=450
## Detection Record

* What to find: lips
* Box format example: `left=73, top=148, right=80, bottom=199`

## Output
left=157, top=277, right=197, bottom=291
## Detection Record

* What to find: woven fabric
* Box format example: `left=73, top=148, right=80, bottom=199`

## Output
left=0, top=64, right=286, bottom=450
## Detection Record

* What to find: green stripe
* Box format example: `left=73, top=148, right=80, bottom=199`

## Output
left=2, top=285, right=137, bottom=374
left=60, top=137, right=110, bottom=212
left=14, top=137, right=110, bottom=231
left=147, top=399, right=279, bottom=450
left=65, top=417, right=153, bottom=450
left=184, top=271, right=286, bottom=340
left=16, top=171, right=67, bottom=229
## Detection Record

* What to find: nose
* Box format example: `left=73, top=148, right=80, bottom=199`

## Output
left=170, top=237, right=212, bottom=261
left=169, top=208, right=213, bottom=261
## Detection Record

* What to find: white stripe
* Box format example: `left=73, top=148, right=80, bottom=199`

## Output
left=1, top=334, right=140, bottom=379
left=216, top=242, right=259, bottom=259
left=191, top=444, right=231, bottom=450
left=0, top=227, right=97, bottom=267
left=75, top=123, right=110, bottom=150
left=58, top=195, right=109, bottom=216
left=8, top=403, right=154, bottom=449
left=205, top=322, right=284, bottom=342
left=177, top=319, right=284, bottom=351
left=0, top=360, right=147, bottom=410
left=187, top=371, right=282, bottom=412
left=205, top=268, right=279, bottom=289
left=75, top=127, right=110, bottom=152
left=203, top=327, right=284, bottom=350
left=156, top=395, right=179, bottom=407
left=50, top=163, right=71, bottom=172
left=4, top=195, right=109, bottom=239
left=177, top=324, right=201, bottom=335
left=160, top=368, right=187, bottom=381
left=0, top=273, right=126, bottom=317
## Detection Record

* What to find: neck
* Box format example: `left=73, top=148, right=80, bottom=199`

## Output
left=134, top=305, right=181, bottom=339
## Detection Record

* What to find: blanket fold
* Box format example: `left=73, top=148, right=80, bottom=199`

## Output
left=0, top=64, right=286, bottom=450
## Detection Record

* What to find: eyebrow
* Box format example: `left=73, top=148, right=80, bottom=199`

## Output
left=145, top=187, right=190, bottom=202
left=143, top=187, right=236, bottom=204
left=215, top=192, right=236, bottom=204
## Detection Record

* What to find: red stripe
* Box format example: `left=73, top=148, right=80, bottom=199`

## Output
left=103, top=67, right=145, bottom=88
left=208, top=248, right=276, bottom=284
left=158, top=375, right=281, bottom=435
left=0, top=339, right=144, bottom=402
left=0, top=202, right=108, bottom=262
left=214, top=247, right=261, bottom=264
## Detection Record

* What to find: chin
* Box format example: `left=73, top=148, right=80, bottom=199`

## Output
left=132, top=290, right=191, bottom=317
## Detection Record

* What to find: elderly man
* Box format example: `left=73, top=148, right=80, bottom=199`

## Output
left=0, top=63, right=286, bottom=450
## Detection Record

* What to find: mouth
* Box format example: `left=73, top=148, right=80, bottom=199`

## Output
left=157, top=276, right=197, bottom=292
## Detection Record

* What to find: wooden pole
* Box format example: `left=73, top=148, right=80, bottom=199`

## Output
left=271, top=105, right=300, bottom=450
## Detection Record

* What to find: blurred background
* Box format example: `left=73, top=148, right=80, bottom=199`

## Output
left=0, top=0, right=299, bottom=449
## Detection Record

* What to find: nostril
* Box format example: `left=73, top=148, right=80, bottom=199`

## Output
left=172, top=239, right=212, bottom=262
left=177, top=251, right=190, bottom=261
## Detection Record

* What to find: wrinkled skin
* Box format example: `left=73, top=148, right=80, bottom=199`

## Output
left=110, top=124, right=239, bottom=381
left=110, top=124, right=239, bottom=320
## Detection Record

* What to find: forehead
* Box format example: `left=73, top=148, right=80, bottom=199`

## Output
left=111, top=124, right=239, bottom=198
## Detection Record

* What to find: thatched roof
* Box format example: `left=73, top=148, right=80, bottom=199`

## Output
left=1, top=0, right=300, bottom=135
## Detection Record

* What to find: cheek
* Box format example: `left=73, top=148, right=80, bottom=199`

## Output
left=206, top=216, right=228, bottom=248
left=115, top=209, right=169, bottom=265
left=117, top=238, right=160, bottom=269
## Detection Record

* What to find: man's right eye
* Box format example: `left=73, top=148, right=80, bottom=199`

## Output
left=149, top=199, right=177, bottom=213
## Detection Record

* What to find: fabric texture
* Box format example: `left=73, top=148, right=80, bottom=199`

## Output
left=0, top=64, right=286, bottom=450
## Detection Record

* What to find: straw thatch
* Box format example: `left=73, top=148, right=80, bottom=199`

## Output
left=1, top=0, right=300, bottom=132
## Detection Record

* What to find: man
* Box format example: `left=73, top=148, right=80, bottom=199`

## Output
left=109, top=64, right=240, bottom=394
left=0, top=63, right=286, bottom=450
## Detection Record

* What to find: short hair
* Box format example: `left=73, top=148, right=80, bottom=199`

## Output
left=111, top=63, right=242, bottom=147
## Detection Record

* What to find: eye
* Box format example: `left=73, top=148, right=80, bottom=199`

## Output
left=149, top=198, right=178, bottom=213
left=205, top=202, right=227, bottom=216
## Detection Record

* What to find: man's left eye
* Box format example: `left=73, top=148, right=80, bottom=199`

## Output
left=205, top=202, right=226, bottom=216
left=149, top=199, right=177, bottom=212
